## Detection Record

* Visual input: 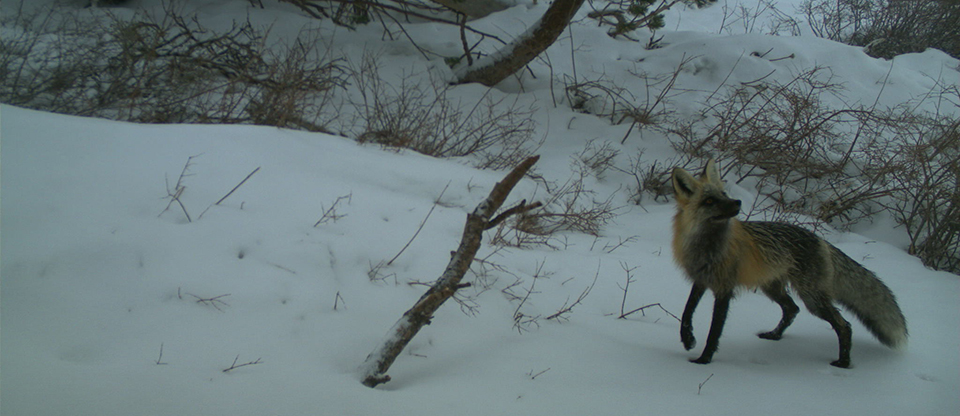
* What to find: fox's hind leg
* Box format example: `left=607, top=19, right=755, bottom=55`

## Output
left=758, top=281, right=800, bottom=341
left=798, top=293, right=853, bottom=368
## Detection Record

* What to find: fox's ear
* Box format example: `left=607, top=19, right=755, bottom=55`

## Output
left=672, top=167, right=700, bottom=202
left=701, top=159, right=722, bottom=186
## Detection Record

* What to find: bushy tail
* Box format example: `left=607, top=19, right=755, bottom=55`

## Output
left=831, top=246, right=908, bottom=349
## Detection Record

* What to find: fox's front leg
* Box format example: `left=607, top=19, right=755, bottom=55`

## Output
left=681, top=284, right=706, bottom=351
left=692, top=290, right=733, bottom=364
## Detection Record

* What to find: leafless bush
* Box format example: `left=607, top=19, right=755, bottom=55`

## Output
left=492, top=161, right=620, bottom=249
left=576, top=139, right=621, bottom=180
left=665, top=67, right=881, bottom=223
left=877, top=116, right=959, bottom=273
left=615, top=152, right=692, bottom=204
left=801, top=0, right=959, bottom=59
left=0, top=6, right=344, bottom=129
left=279, top=0, right=508, bottom=66
left=564, top=77, right=640, bottom=121
left=715, top=0, right=802, bottom=35
left=349, top=55, right=539, bottom=168
left=801, top=0, right=877, bottom=41
left=563, top=55, right=690, bottom=143
left=661, top=66, right=958, bottom=273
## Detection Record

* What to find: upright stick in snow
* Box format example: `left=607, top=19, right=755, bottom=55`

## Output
left=359, top=156, right=541, bottom=388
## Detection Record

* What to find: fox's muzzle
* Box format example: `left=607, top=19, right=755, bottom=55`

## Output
left=712, top=199, right=741, bottom=221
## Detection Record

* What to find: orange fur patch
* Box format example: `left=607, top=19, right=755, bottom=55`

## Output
left=730, top=222, right=774, bottom=287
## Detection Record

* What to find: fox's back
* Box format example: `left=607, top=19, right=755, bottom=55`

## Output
left=741, top=221, right=824, bottom=263
left=740, top=220, right=841, bottom=289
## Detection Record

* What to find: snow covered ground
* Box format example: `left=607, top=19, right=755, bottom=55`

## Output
left=2, top=1, right=958, bottom=415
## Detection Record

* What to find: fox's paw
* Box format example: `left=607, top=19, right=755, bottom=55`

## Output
left=681, top=334, right=696, bottom=351
left=690, top=356, right=712, bottom=365
left=830, top=359, right=851, bottom=369
left=757, top=331, right=782, bottom=341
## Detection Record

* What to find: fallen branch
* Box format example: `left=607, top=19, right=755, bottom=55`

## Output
left=359, top=155, right=540, bottom=388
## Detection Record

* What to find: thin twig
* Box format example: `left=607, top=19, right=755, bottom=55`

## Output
left=159, top=155, right=201, bottom=222
left=385, top=183, right=449, bottom=266
left=334, top=291, right=346, bottom=311
left=155, top=343, right=168, bottom=365
left=528, top=367, right=551, bottom=380
left=616, top=261, right=638, bottom=317
left=186, top=292, right=231, bottom=312
left=222, top=355, right=263, bottom=373
left=618, top=302, right=680, bottom=322
left=545, top=260, right=600, bottom=321
left=603, top=235, right=639, bottom=253
left=698, top=373, right=714, bottom=395
left=314, top=193, right=353, bottom=227
left=215, top=166, right=261, bottom=206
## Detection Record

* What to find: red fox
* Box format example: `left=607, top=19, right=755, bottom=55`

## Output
left=671, top=159, right=907, bottom=368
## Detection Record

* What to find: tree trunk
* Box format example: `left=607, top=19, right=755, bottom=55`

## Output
left=359, top=156, right=540, bottom=388
left=455, top=0, right=586, bottom=86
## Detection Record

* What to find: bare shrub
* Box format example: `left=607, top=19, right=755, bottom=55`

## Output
left=664, top=67, right=883, bottom=224
left=801, top=0, right=960, bottom=59
left=492, top=160, right=620, bottom=248
left=0, top=6, right=344, bottom=130
left=801, top=0, right=878, bottom=41
left=564, top=77, right=640, bottom=123
left=564, top=55, right=690, bottom=143
left=660, top=66, right=958, bottom=273
left=615, top=152, right=693, bottom=204
left=576, top=139, right=620, bottom=180
left=850, top=0, right=960, bottom=59
left=349, top=55, right=539, bottom=168
left=878, top=116, right=959, bottom=273
left=714, top=0, right=803, bottom=35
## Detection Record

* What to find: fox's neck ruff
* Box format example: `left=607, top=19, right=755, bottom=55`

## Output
left=675, top=215, right=739, bottom=278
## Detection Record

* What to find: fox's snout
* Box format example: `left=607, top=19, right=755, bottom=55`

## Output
left=709, top=197, right=741, bottom=221
left=729, top=198, right=742, bottom=212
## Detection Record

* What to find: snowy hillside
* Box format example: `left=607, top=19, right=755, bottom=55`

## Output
left=2, top=1, right=958, bottom=415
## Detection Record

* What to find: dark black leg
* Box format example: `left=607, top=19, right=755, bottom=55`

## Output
left=758, top=282, right=800, bottom=341
left=803, top=296, right=852, bottom=368
left=681, top=284, right=706, bottom=351
left=692, top=290, right=733, bottom=365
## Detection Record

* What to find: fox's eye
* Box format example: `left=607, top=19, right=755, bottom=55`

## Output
left=704, top=198, right=715, bottom=205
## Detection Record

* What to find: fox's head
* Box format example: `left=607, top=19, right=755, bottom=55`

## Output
left=672, top=159, right=741, bottom=223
